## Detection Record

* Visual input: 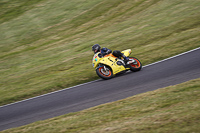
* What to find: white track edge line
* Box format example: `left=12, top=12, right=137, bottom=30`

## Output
left=143, top=47, right=200, bottom=68
left=1, top=47, right=200, bottom=108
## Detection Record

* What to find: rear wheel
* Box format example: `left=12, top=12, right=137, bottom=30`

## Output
left=129, top=57, right=142, bottom=72
left=96, top=66, right=113, bottom=80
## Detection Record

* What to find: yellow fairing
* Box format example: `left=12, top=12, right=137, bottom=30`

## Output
left=92, top=49, right=132, bottom=75
left=99, top=56, right=126, bottom=74
left=92, top=53, right=101, bottom=68
left=122, top=49, right=132, bottom=57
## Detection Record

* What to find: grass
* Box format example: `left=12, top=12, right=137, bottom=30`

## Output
left=2, top=78, right=200, bottom=133
left=0, top=0, right=200, bottom=106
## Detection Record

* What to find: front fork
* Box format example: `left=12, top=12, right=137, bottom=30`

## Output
left=97, top=65, right=110, bottom=74
left=104, top=66, right=110, bottom=71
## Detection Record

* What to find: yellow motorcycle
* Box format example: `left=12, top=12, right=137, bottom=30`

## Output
left=92, top=49, right=142, bottom=79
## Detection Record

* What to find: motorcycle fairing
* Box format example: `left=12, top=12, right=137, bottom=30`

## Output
left=121, top=49, right=132, bottom=57
left=99, top=56, right=127, bottom=74
left=92, top=49, right=132, bottom=75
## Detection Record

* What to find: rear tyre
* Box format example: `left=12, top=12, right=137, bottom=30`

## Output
left=96, top=66, right=113, bottom=80
left=129, top=57, right=142, bottom=72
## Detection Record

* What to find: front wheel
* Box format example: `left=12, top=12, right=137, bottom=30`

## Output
left=96, top=66, right=113, bottom=80
left=129, top=57, right=142, bottom=72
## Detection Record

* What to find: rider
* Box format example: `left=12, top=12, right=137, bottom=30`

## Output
left=92, top=44, right=129, bottom=64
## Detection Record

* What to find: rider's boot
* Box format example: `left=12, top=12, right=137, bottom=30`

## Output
left=122, top=54, right=129, bottom=65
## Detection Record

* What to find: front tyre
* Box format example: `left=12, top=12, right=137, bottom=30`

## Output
left=129, top=57, right=142, bottom=72
left=96, top=66, right=113, bottom=80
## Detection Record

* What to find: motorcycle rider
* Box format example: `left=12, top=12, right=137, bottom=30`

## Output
left=92, top=44, right=129, bottom=64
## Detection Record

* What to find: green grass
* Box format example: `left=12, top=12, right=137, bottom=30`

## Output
left=2, top=78, right=200, bottom=133
left=0, top=0, right=200, bottom=106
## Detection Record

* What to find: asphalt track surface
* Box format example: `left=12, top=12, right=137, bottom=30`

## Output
left=0, top=48, right=200, bottom=131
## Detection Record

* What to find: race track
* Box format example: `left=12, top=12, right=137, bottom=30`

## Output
left=0, top=48, right=200, bottom=131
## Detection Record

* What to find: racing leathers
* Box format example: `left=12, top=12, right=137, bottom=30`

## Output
left=100, top=48, right=129, bottom=63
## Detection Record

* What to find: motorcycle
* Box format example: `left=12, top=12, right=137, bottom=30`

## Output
left=92, top=49, right=142, bottom=79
